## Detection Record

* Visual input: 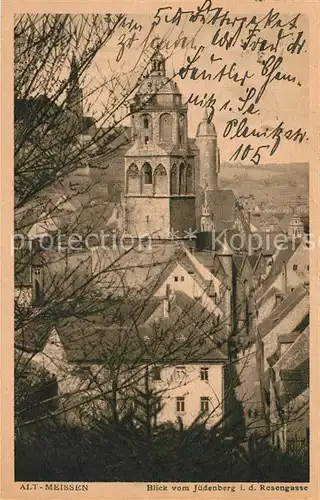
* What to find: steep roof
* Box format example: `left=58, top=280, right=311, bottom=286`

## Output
left=17, top=290, right=227, bottom=364
left=256, top=240, right=302, bottom=299
left=91, top=242, right=220, bottom=298
left=257, top=284, right=308, bottom=339
left=248, top=231, right=285, bottom=255
left=276, top=326, right=309, bottom=373
left=204, top=189, right=244, bottom=232
left=277, top=213, right=294, bottom=233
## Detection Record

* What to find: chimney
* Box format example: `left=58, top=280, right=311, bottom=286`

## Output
left=275, top=291, right=283, bottom=308
left=281, top=260, right=288, bottom=297
left=163, top=284, right=172, bottom=318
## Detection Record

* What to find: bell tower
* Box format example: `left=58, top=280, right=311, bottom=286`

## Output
left=124, top=47, right=196, bottom=239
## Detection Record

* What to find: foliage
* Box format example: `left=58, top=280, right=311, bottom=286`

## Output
left=15, top=419, right=309, bottom=482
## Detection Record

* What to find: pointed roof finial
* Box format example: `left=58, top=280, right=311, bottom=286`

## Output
left=70, top=52, right=79, bottom=83
left=196, top=107, right=216, bottom=137
left=204, top=180, right=208, bottom=207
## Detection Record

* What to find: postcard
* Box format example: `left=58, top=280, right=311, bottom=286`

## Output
left=1, top=0, right=319, bottom=498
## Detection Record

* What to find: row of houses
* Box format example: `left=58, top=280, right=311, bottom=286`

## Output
left=15, top=228, right=309, bottom=455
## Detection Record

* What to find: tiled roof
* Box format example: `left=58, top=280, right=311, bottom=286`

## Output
left=203, top=189, right=250, bottom=233
left=277, top=213, right=294, bottom=233
left=17, top=291, right=227, bottom=364
left=248, top=253, right=260, bottom=268
left=248, top=231, right=286, bottom=254
left=257, top=285, right=308, bottom=339
left=256, top=286, right=278, bottom=309
left=256, top=240, right=302, bottom=299
left=276, top=326, right=309, bottom=373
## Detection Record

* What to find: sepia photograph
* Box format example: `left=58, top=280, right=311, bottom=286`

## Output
left=9, top=3, right=312, bottom=489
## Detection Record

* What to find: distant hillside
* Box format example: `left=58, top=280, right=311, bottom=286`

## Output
left=219, top=162, right=309, bottom=207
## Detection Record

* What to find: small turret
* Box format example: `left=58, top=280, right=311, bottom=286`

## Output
left=200, top=183, right=214, bottom=232
left=150, top=45, right=166, bottom=76
left=288, top=213, right=305, bottom=238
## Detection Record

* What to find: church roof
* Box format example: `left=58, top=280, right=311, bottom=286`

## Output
left=138, top=75, right=181, bottom=96
left=202, top=189, right=249, bottom=233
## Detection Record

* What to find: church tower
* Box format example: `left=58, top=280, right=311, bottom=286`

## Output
left=124, top=47, right=195, bottom=239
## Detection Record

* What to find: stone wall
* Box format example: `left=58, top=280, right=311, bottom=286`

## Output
left=170, top=197, right=196, bottom=235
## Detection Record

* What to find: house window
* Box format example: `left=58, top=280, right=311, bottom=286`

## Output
left=174, top=276, right=178, bottom=282
left=176, top=397, right=185, bottom=413
left=175, top=366, right=186, bottom=378
left=200, top=367, right=209, bottom=381
left=144, top=135, right=149, bottom=145
left=181, top=276, right=185, bottom=282
left=248, top=409, right=252, bottom=418
left=152, top=366, right=161, bottom=381
left=144, top=117, right=149, bottom=129
left=146, top=215, right=149, bottom=223
left=254, top=409, right=259, bottom=419
left=200, top=397, right=209, bottom=412
left=307, top=265, right=309, bottom=271
left=293, top=264, right=298, bottom=271
left=34, top=267, right=42, bottom=276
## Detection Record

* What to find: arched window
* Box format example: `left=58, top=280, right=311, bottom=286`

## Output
left=140, top=114, right=152, bottom=145
left=142, top=163, right=152, bottom=185
left=170, top=164, right=178, bottom=195
left=126, top=164, right=140, bottom=193
left=159, top=113, right=173, bottom=142
left=186, top=164, right=193, bottom=194
left=179, top=163, right=186, bottom=195
left=154, top=165, right=168, bottom=195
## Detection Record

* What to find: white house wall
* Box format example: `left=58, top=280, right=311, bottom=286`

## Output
left=154, top=262, right=222, bottom=316
left=153, top=363, right=224, bottom=428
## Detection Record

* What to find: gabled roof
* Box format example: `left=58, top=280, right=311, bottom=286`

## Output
left=276, top=326, right=309, bottom=373
left=248, top=253, right=260, bottom=269
left=91, top=242, right=220, bottom=299
left=256, top=240, right=302, bottom=299
left=203, top=189, right=249, bottom=232
left=248, top=231, right=286, bottom=254
left=16, top=290, right=227, bottom=364
left=277, top=213, right=294, bottom=233
left=256, top=286, right=278, bottom=309
left=257, top=285, right=308, bottom=339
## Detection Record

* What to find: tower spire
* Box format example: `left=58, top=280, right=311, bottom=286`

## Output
left=67, top=52, right=83, bottom=118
